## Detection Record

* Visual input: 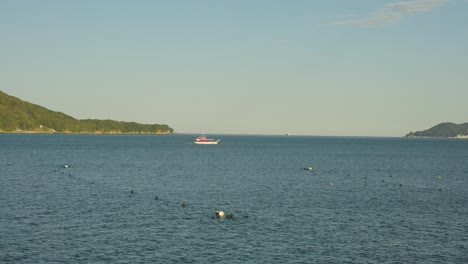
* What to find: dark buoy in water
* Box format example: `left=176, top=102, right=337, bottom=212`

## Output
left=154, top=195, right=159, bottom=200
left=130, top=190, right=134, bottom=194
left=438, top=188, right=442, bottom=192
left=181, top=202, right=187, bottom=207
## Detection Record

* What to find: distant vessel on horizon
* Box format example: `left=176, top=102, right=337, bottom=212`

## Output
left=194, top=134, right=220, bottom=145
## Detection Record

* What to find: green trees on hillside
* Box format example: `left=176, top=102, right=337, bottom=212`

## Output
left=0, top=90, right=173, bottom=134
left=78, top=119, right=172, bottom=134
left=406, top=122, right=468, bottom=137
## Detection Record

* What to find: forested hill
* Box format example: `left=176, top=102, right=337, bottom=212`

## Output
left=406, top=122, right=468, bottom=138
left=0, top=90, right=173, bottom=134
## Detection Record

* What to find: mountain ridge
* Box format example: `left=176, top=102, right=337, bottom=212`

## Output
left=406, top=122, right=468, bottom=138
left=0, top=90, right=173, bottom=134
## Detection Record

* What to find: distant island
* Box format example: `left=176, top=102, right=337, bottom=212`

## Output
left=0, top=90, right=173, bottom=134
left=406, top=122, right=468, bottom=138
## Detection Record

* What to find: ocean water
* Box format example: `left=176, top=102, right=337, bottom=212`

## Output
left=1, top=134, right=467, bottom=263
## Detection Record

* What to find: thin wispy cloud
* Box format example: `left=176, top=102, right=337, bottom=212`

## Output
left=332, top=0, right=448, bottom=28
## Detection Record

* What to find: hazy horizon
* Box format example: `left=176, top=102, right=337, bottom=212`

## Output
left=2, top=1, right=467, bottom=136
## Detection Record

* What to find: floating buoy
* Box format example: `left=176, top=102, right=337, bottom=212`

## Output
left=181, top=202, right=187, bottom=207
left=303, top=167, right=313, bottom=171
left=438, top=176, right=442, bottom=180
left=215, top=211, right=225, bottom=218
left=63, top=165, right=69, bottom=169
left=329, top=182, right=334, bottom=186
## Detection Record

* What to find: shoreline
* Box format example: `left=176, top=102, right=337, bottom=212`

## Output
left=405, top=135, right=468, bottom=139
left=0, top=131, right=173, bottom=135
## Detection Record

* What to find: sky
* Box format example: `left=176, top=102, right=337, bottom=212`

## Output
left=1, top=0, right=467, bottom=136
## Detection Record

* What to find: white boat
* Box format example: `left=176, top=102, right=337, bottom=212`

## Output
left=194, top=135, right=220, bottom=145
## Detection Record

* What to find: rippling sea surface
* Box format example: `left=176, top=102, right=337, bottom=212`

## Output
left=1, top=134, right=467, bottom=263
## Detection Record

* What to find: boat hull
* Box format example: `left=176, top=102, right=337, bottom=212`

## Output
left=194, top=140, right=220, bottom=145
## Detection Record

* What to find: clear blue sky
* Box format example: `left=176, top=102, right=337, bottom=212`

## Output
left=1, top=0, right=467, bottom=136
